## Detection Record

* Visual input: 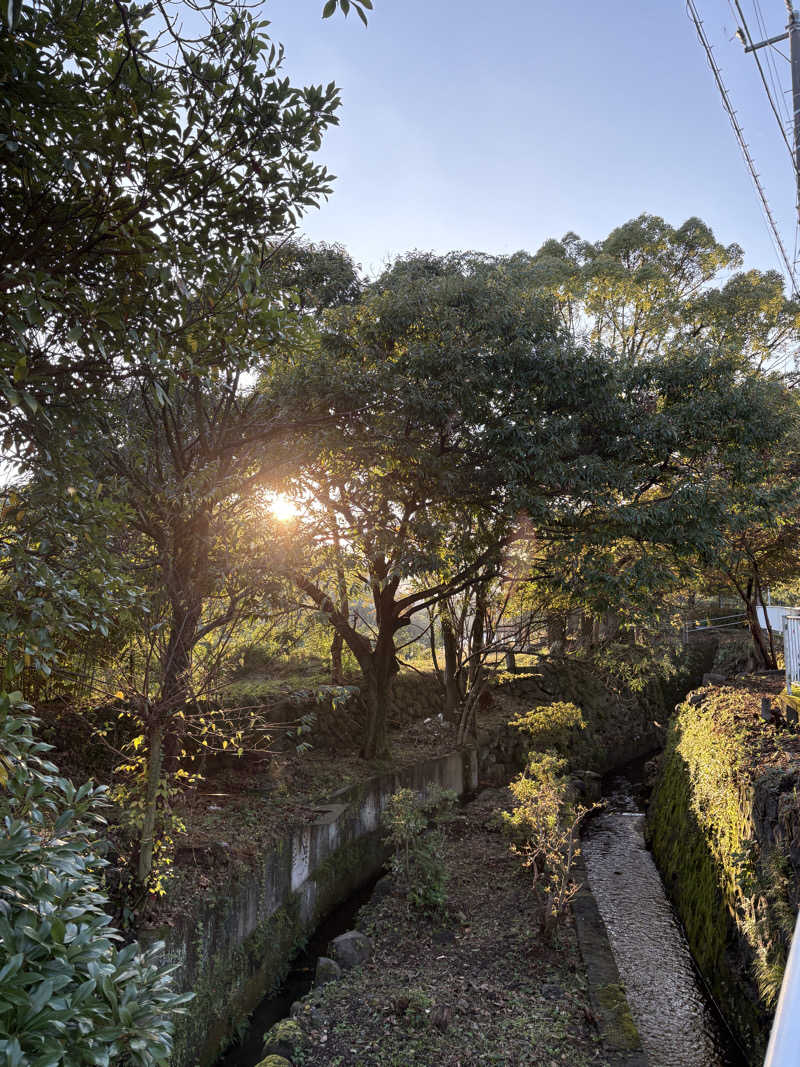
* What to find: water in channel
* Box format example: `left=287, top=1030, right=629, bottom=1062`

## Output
left=582, top=769, right=742, bottom=1067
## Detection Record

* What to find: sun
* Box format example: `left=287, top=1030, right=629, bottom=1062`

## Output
left=270, top=494, right=298, bottom=522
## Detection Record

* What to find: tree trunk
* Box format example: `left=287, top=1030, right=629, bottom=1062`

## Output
left=429, top=609, right=444, bottom=687
left=137, top=718, right=164, bottom=886
left=547, top=614, right=567, bottom=656
left=361, top=641, right=395, bottom=759
left=330, top=527, right=349, bottom=684
left=579, top=612, right=596, bottom=651
left=752, top=562, right=778, bottom=669
left=468, top=588, right=486, bottom=693
left=331, top=632, right=344, bottom=685
left=745, top=597, right=775, bottom=670
left=737, top=574, right=776, bottom=671
left=441, top=616, right=461, bottom=720
left=159, top=600, right=201, bottom=771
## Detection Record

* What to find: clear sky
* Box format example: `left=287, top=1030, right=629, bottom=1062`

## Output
left=263, top=0, right=800, bottom=285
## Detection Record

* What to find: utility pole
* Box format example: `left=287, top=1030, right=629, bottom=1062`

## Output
left=734, top=2, right=800, bottom=296
left=788, top=3, right=800, bottom=218
left=739, top=4, right=800, bottom=215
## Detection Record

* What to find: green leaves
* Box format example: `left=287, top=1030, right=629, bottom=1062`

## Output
left=0, top=700, right=189, bottom=1064
left=322, top=0, right=373, bottom=25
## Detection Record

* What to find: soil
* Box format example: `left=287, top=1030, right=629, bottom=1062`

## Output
left=286, top=788, right=608, bottom=1067
left=127, top=685, right=525, bottom=922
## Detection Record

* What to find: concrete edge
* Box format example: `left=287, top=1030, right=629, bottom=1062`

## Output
left=572, top=853, right=649, bottom=1067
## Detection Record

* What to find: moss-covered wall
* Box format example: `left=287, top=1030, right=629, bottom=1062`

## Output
left=648, top=685, right=800, bottom=1064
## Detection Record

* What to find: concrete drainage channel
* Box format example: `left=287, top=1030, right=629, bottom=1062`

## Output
left=146, top=750, right=475, bottom=1067
left=214, top=875, right=383, bottom=1067
left=156, top=743, right=754, bottom=1067
left=579, top=764, right=747, bottom=1067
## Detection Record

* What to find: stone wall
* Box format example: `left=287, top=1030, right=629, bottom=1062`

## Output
left=648, top=683, right=800, bottom=1064
left=480, top=644, right=716, bottom=786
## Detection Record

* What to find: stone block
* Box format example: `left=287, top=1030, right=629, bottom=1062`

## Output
left=330, top=929, right=372, bottom=969
left=314, top=956, right=342, bottom=986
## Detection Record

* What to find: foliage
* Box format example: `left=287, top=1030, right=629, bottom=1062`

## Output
left=322, top=0, right=374, bottom=26
left=530, top=213, right=799, bottom=371
left=382, top=785, right=456, bottom=917
left=1, top=0, right=340, bottom=448
left=109, top=756, right=195, bottom=903
left=0, top=473, right=142, bottom=685
left=502, top=752, right=587, bottom=935
left=509, top=701, right=586, bottom=755
left=0, top=692, right=191, bottom=1065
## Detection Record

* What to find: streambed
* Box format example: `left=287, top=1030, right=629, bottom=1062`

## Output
left=583, top=771, right=743, bottom=1067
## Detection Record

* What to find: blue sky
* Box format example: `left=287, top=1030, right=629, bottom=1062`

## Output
left=264, top=0, right=800, bottom=284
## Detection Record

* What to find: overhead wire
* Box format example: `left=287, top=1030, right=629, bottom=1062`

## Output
left=748, top=0, right=800, bottom=342
left=730, top=0, right=796, bottom=164
left=686, top=0, right=799, bottom=293
left=752, top=0, right=794, bottom=126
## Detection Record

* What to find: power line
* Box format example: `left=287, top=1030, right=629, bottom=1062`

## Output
left=686, top=0, right=798, bottom=293
left=752, top=0, right=793, bottom=124
left=731, top=0, right=797, bottom=164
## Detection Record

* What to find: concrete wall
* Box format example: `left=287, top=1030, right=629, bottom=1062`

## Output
left=146, top=748, right=477, bottom=1067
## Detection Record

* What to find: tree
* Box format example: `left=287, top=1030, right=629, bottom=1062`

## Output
left=1, top=0, right=340, bottom=460
left=692, top=403, right=800, bottom=669
left=527, top=214, right=799, bottom=371
left=3, top=0, right=348, bottom=889
left=269, top=251, right=756, bottom=757
left=523, top=214, right=800, bottom=656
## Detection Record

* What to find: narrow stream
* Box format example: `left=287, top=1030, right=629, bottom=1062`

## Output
left=583, top=767, right=744, bottom=1067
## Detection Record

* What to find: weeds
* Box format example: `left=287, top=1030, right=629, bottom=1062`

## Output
left=502, top=751, right=589, bottom=936
left=382, top=784, right=457, bottom=917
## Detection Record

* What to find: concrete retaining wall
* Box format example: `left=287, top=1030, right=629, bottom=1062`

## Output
left=148, top=748, right=476, bottom=1067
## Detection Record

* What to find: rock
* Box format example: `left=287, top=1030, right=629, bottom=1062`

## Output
left=370, top=873, right=395, bottom=903
left=330, top=929, right=373, bottom=969
left=256, top=1058, right=293, bottom=1067
left=431, top=1003, right=453, bottom=1031
left=262, top=1018, right=306, bottom=1061
left=701, top=672, right=726, bottom=686
left=314, top=956, right=342, bottom=986
left=573, top=770, right=602, bottom=802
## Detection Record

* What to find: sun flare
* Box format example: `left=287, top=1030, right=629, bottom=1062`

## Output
left=270, top=494, right=298, bottom=522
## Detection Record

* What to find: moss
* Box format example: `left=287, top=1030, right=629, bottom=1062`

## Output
left=593, top=983, right=640, bottom=1051
left=647, top=689, right=786, bottom=1062
left=171, top=895, right=304, bottom=1067
left=170, top=830, right=386, bottom=1067
left=255, top=1057, right=293, bottom=1067
left=262, top=1017, right=306, bottom=1057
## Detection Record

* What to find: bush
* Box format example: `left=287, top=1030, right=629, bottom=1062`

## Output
left=508, top=700, right=585, bottom=754
left=382, top=785, right=456, bottom=917
left=502, top=751, right=588, bottom=935
left=0, top=692, right=191, bottom=1066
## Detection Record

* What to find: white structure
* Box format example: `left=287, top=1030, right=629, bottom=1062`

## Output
left=764, top=910, right=800, bottom=1066
left=784, top=613, right=800, bottom=695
